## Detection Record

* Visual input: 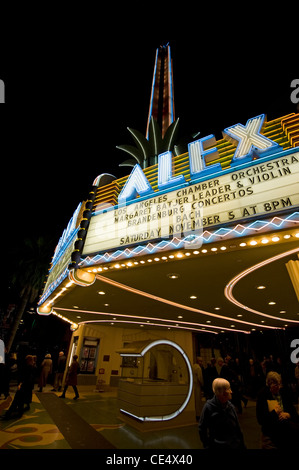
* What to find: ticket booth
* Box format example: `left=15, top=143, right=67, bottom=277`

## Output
left=117, top=339, right=195, bottom=431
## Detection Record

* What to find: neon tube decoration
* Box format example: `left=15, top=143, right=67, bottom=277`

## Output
left=225, top=246, right=299, bottom=323
left=79, top=212, right=299, bottom=268
left=95, top=274, right=283, bottom=330
left=119, top=339, right=193, bottom=422
left=54, top=307, right=248, bottom=334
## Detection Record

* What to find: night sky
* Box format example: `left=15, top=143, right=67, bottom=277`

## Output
left=1, top=37, right=298, bottom=273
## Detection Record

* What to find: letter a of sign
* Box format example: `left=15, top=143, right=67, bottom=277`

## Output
left=118, top=164, right=153, bottom=204
left=223, top=114, right=281, bottom=166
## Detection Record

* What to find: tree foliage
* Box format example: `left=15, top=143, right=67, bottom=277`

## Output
left=6, top=235, right=54, bottom=352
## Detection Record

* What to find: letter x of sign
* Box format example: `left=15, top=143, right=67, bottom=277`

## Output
left=223, top=114, right=281, bottom=167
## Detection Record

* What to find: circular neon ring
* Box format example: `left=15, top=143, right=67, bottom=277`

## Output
left=120, top=339, right=193, bottom=422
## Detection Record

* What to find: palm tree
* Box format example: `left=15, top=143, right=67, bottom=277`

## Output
left=117, top=117, right=180, bottom=169
left=6, top=236, right=53, bottom=352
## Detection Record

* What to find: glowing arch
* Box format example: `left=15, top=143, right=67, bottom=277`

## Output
left=225, top=246, right=299, bottom=323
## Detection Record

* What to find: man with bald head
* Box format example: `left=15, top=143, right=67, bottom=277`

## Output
left=198, top=378, right=246, bottom=449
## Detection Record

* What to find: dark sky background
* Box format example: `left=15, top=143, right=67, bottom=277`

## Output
left=0, top=36, right=298, bottom=270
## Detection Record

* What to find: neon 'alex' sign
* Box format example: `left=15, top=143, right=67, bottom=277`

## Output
left=118, top=114, right=282, bottom=205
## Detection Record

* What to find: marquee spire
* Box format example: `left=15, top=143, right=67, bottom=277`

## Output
left=146, top=42, right=175, bottom=139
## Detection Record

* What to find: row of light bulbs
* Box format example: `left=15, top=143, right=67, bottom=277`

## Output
left=87, top=231, right=299, bottom=273
left=240, top=232, right=299, bottom=247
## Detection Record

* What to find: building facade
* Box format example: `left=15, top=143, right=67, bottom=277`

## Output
left=36, top=45, right=299, bottom=428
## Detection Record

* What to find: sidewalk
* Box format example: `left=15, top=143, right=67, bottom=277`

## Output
left=0, top=384, right=263, bottom=450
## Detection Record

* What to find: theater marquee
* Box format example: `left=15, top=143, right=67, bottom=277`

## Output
left=37, top=112, right=299, bottom=309
left=83, top=150, right=299, bottom=255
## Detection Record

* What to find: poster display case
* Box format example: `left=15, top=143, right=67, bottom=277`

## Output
left=79, top=338, right=99, bottom=374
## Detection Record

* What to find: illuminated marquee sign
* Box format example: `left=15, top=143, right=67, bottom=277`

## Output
left=82, top=114, right=298, bottom=256
left=38, top=203, right=83, bottom=306
left=83, top=151, right=299, bottom=254
left=118, top=114, right=281, bottom=204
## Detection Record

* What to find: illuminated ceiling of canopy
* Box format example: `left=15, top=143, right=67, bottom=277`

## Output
left=52, top=228, right=299, bottom=335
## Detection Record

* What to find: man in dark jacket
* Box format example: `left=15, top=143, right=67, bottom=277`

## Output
left=198, top=378, right=246, bottom=449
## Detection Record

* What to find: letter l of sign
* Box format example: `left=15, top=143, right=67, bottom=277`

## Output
left=223, top=114, right=282, bottom=167
left=158, top=151, right=186, bottom=190
left=188, top=135, right=222, bottom=180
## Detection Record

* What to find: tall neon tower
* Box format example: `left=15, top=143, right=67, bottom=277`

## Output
left=146, top=42, right=175, bottom=139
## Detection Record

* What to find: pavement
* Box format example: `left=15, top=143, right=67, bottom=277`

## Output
left=0, top=382, right=267, bottom=451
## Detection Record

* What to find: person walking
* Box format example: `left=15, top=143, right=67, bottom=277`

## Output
left=59, top=355, right=80, bottom=400
left=198, top=378, right=246, bottom=449
left=38, top=354, right=52, bottom=392
left=51, top=351, right=66, bottom=392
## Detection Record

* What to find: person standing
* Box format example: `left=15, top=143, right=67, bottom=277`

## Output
left=193, top=357, right=204, bottom=421
left=215, top=357, right=224, bottom=376
left=198, top=378, right=246, bottom=449
left=295, top=361, right=299, bottom=400
left=59, top=355, right=80, bottom=400
left=203, top=358, right=218, bottom=399
left=0, top=350, right=10, bottom=399
left=2, top=355, right=35, bottom=419
left=245, top=358, right=263, bottom=398
left=256, top=371, right=299, bottom=449
left=38, top=354, right=53, bottom=392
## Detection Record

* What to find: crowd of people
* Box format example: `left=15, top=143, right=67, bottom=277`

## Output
left=1, top=348, right=299, bottom=450
left=0, top=350, right=69, bottom=420
left=193, top=354, right=299, bottom=449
